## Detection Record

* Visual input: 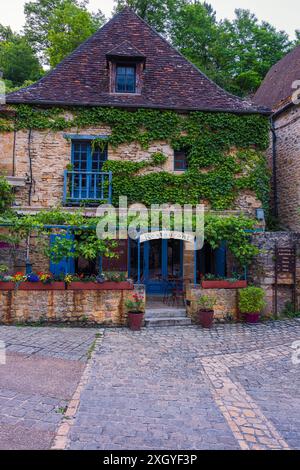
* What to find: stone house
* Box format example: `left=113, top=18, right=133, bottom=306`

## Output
left=0, top=8, right=270, bottom=297
left=253, top=44, right=300, bottom=231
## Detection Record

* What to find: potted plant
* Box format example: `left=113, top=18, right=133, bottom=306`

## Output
left=125, top=293, right=145, bottom=331
left=238, top=286, right=266, bottom=324
left=0, top=265, right=14, bottom=290
left=201, top=274, right=247, bottom=289
left=197, top=295, right=217, bottom=328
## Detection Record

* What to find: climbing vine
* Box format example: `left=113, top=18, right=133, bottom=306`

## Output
left=0, top=175, right=14, bottom=213
left=0, top=208, right=258, bottom=267
left=0, top=104, right=270, bottom=211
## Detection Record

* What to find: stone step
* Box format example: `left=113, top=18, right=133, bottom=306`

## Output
left=145, top=317, right=192, bottom=327
left=145, top=308, right=186, bottom=319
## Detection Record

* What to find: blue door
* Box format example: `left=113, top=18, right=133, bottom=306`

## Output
left=49, top=233, right=75, bottom=277
left=142, top=239, right=183, bottom=294
left=72, top=141, right=107, bottom=200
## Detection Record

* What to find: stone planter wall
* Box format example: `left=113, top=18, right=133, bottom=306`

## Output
left=186, top=284, right=239, bottom=323
left=0, top=284, right=145, bottom=326
left=250, top=231, right=300, bottom=315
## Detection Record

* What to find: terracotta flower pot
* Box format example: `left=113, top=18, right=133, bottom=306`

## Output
left=201, top=280, right=247, bottom=289
left=128, top=311, right=144, bottom=331
left=198, top=309, right=214, bottom=328
left=245, top=312, right=260, bottom=324
left=0, top=282, right=15, bottom=291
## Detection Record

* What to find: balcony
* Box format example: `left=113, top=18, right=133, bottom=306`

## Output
left=63, top=170, right=112, bottom=206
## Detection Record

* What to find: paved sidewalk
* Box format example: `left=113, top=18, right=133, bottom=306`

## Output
left=65, top=320, right=300, bottom=450
left=1, top=321, right=299, bottom=450
left=0, top=326, right=98, bottom=449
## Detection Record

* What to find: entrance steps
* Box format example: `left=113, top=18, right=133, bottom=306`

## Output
left=145, top=307, right=192, bottom=327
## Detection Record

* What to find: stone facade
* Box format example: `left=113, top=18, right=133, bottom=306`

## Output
left=269, top=103, right=300, bottom=230
left=0, top=285, right=145, bottom=326
left=0, top=122, right=263, bottom=214
left=249, top=231, right=300, bottom=314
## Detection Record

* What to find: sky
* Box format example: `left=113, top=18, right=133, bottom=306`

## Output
left=0, top=0, right=299, bottom=38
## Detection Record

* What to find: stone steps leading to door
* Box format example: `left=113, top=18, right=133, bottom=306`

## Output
left=145, top=308, right=186, bottom=319
left=144, top=307, right=192, bottom=327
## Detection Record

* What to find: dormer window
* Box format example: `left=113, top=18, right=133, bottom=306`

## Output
left=106, top=40, right=146, bottom=95
left=115, top=64, right=136, bottom=93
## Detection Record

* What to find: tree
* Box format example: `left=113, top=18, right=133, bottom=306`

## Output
left=24, top=0, right=104, bottom=65
left=46, top=0, right=105, bottom=67
left=0, top=28, right=43, bottom=86
left=213, top=9, right=292, bottom=96
left=113, top=0, right=188, bottom=35
left=170, top=2, right=218, bottom=77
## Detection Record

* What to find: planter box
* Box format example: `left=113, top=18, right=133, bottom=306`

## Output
left=18, top=282, right=66, bottom=291
left=0, top=282, right=15, bottom=291
left=67, top=281, right=133, bottom=291
left=201, top=280, right=247, bottom=289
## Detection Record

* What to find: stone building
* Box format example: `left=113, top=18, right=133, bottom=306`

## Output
left=253, top=44, right=300, bottom=231
left=0, top=8, right=270, bottom=297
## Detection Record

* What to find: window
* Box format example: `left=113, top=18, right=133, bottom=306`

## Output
left=174, top=150, right=188, bottom=171
left=115, top=65, right=136, bottom=93
left=68, top=140, right=108, bottom=202
left=72, top=141, right=107, bottom=172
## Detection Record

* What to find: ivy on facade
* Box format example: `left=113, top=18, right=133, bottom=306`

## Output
left=0, top=105, right=270, bottom=211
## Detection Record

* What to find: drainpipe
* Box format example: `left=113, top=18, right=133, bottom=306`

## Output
left=28, top=128, right=33, bottom=206
left=270, top=116, right=278, bottom=219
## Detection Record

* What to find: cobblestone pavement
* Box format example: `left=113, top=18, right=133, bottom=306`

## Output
left=65, top=320, right=300, bottom=450
left=0, top=326, right=98, bottom=449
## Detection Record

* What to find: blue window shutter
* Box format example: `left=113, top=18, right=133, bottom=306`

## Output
left=215, top=242, right=226, bottom=277
left=49, top=233, right=75, bottom=276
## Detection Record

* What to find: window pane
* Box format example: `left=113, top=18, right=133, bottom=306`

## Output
left=116, top=65, right=136, bottom=93
left=174, top=150, right=188, bottom=170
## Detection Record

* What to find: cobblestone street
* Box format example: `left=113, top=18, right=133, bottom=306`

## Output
left=0, top=327, right=97, bottom=449
left=0, top=321, right=300, bottom=450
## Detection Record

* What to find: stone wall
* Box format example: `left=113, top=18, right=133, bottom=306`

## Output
left=0, top=285, right=145, bottom=326
left=186, top=284, right=239, bottom=322
left=270, top=103, right=300, bottom=230
left=249, top=231, right=300, bottom=315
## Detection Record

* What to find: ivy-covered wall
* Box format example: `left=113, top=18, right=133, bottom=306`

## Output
left=0, top=105, right=270, bottom=213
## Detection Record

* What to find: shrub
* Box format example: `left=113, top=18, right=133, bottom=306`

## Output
left=198, top=295, right=217, bottom=310
left=238, top=286, right=266, bottom=314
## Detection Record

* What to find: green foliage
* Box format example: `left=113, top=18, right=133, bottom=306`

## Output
left=46, top=0, right=105, bottom=67
left=280, top=302, right=300, bottom=319
left=0, top=208, right=117, bottom=265
left=238, top=286, right=266, bottom=314
left=198, top=294, right=217, bottom=310
left=0, top=105, right=270, bottom=213
left=204, top=214, right=259, bottom=267
left=214, top=10, right=292, bottom=96
left=0, top=30, right=43, bottom=86
left=113, top=0, right=186, bottom=35
left=0, top=175, right=14, bottom=213
left=24, top=0, right=104, bottom=65
left=170, top=1, right=218, bottom=78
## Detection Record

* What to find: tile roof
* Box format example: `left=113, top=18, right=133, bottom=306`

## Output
left=7, top=8, right=269, bottom=114
left=253, top=44, right=300, bottom=110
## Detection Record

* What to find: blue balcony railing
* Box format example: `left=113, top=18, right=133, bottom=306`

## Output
left=63, top=170, right=112, bottom=206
